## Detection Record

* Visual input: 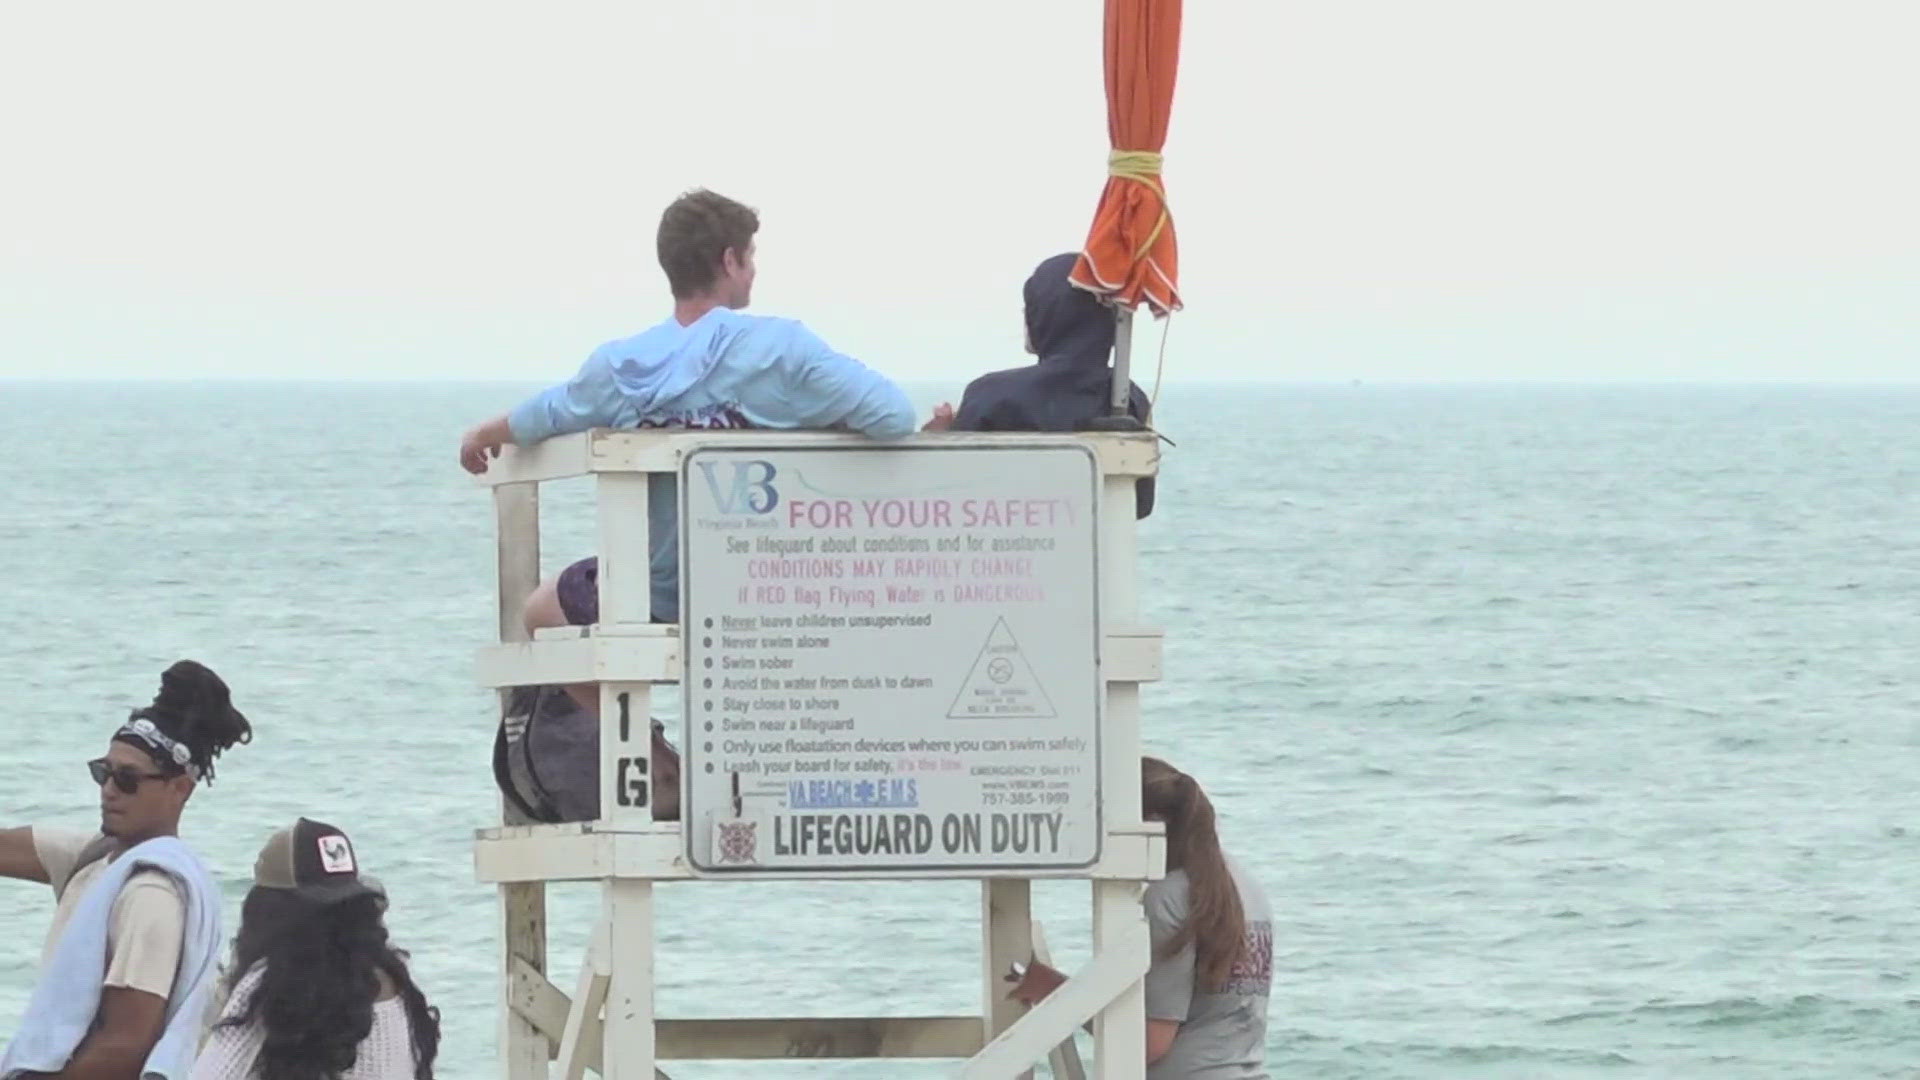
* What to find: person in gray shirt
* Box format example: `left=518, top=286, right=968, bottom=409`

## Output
left=1005, top=757, right=1272, bottom=1076
left=1139, top=756, right=1273, bottom=1078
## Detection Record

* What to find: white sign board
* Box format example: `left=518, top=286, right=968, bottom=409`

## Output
left=680, top=443, right=1102, bottom=875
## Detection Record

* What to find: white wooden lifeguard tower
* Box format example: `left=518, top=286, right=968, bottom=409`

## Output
left=470, top=426, right=1163, bottom=1078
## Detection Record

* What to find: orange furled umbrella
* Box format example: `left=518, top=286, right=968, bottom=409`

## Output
left=1070, top=0, right=1182, bottom=419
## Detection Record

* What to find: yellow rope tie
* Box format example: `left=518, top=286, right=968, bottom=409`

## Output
left=1108, top=150, right=1170, bottom=259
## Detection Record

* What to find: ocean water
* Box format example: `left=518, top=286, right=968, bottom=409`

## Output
left=2, top=381, right=1917, bottom=1079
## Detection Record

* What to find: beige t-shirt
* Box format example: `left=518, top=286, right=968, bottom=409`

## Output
left=33, top=826, right=186, bottom=1001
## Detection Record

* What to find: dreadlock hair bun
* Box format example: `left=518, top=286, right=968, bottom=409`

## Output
left=136, top=660, right=253, bottom=783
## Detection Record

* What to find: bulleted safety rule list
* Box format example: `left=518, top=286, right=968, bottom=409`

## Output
left=680, top=443, right=1102, bottom=874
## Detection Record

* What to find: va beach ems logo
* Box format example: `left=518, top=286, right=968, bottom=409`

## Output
left=714, top=819, right=760, bottom=865
left=317, top=835, right=356, bottom=874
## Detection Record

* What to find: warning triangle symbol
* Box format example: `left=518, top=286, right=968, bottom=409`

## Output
left=947, top=617, right=1057, bottom=719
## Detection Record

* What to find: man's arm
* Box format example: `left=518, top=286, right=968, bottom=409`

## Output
left=786, top=327, right=915, bottom=439
left=34, top=986, right=168, bottom=1080
left=459, top=414, right=516, bottom=475
left=0, top=826, right=50, bottom=883
left=461, top=349, right=624, bottom=474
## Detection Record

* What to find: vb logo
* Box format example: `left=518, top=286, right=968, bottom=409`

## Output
left=697, top=459, right=779, bottom=515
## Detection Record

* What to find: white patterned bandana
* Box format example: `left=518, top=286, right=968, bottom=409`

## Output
left=115, top=717, right=201, bottom=780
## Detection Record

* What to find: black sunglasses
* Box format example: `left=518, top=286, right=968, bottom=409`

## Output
left=88, top=758, right=171, bottom=795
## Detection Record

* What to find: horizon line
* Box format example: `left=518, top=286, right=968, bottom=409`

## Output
left=5, top=376, right=1920, bottom=387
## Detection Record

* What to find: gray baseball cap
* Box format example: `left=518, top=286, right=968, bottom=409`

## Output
left=253, top=818, right=385, bottom=906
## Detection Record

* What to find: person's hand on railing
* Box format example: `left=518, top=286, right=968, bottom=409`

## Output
left=922, top=403, right=955, bottom=432
left=1004, top=957, right=1068, bottom=1006
left=460, top=415, right=513, bottom=475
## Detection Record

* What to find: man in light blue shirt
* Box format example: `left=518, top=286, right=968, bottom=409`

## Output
left=460, top=189, right=915, bottom=721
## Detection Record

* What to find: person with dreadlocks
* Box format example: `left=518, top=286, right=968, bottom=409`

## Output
left=1009, top=757, right=1273, bottom=1078
left=190, top=819, right=441, bottom=1080
left=0, top=660, right=252, bottom=1080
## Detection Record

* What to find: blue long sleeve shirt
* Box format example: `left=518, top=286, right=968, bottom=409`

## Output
left=506, top=309, right=915, bottom=622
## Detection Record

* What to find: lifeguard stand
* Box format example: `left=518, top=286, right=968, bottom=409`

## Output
left=471, top=428, right=1163, bottom=1079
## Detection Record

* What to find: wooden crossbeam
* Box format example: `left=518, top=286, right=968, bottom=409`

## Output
left=1031, top=921, right=1088, bottom=1080
left=557, top=927, right=610, bottom=1079
left=658, top=1017, right=984, bottom=1060
left=508, top=959, right=987, bottom=1063
left=959, top=922, right=1151, bottom=1079
left=471, top=429, right=1159, bottom=487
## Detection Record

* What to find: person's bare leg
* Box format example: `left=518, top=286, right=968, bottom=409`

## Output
left=521, top=574, right=599, bottom=718
left=520, top=574, right=567, bottom=637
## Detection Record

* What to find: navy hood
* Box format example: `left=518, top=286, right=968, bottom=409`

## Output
left=1024, top=252, right=1118, bottom=367
left=950, top=253, right=1156, bottom=518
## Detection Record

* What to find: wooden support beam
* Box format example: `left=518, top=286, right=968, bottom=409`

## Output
left=472, top=429, right=1161, bottom=487
left=472, top=824, right=1161, bottom=885
left=477, top=634, right=682, bottom=690
left=476, top=434, right=595, bottom=487
left=508, top=956, right=569, bottom=1050
left=558, top=927, right=611, bottom=1080
left=501, top=885, right=550, bottom=1079
left=508, top=962, right=987, bottom=1062
left=494, top=483, right=541, bottom=643
left=495, top=477, right=552, bottom=1079
left=959, top=922, right=1151, bottom=1080
left=658, top=1017, right=984, bottom=1060
left=982, top=880, right=1034, bottom=1080
left=510, top=955, right=669, bottom=1079
left=1032, top=922, right=1087, bottom=1080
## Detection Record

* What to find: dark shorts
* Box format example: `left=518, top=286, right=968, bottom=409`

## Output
left=556, top=557, right=601, bottom=626
left=558, top=556, right=674, bottom=625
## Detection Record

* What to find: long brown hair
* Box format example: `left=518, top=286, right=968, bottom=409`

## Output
left=1142, top=756, right=1246, bottom=991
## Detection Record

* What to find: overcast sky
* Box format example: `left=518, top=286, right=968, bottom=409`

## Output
left=2, top=0, right=1914, bottom=382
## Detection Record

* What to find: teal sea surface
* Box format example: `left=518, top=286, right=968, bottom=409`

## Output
left=2, top=382, right=1916, bottom=1078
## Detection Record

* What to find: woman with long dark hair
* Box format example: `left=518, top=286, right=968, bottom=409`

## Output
left=191, top=819, right=440, bottom=1080
left=1136, top=756, right=1273, bottom=1077
left=1012, top=757, right=1274, bottom=1077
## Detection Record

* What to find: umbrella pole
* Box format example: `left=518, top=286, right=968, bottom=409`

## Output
left=1083, top=307, right=1143, bottom=432
left=1082, top=306, right=1143, bottom=432
left=1109, top=306, right=1134, bottom=416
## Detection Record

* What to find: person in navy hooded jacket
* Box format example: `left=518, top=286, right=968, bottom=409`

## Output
left=925, top=252, right=1155, bottom=518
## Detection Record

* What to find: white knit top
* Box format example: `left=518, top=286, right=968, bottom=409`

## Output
left=190, top=964, right=419, bottom=1080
